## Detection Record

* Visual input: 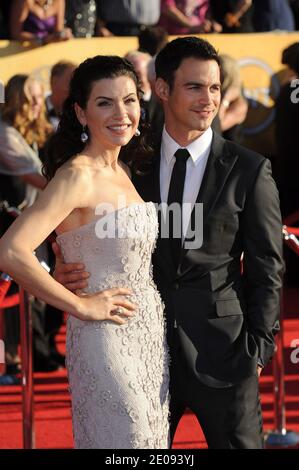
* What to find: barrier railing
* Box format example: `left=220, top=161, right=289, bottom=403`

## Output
left=265, top=222, right=299, bottom=447
left=0, top=201, right=36, bottom=448
left=0, top=273, right=35, bottom=449
left=19, top=288, right=35, bottom=449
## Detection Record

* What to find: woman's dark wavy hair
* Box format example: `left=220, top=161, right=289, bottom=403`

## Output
left=43, top=55, right=154, bottom=180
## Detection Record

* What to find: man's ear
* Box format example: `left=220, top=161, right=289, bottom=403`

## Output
left=155, top=78, right=169, bottom=102
left=74, top=102, right=86, bottom=126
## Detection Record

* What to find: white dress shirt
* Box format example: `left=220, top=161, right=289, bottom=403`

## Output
left=160, top=126, right=213, bottom=238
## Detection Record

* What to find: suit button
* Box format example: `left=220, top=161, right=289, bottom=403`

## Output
left=173, top=282, right=179, bottom=290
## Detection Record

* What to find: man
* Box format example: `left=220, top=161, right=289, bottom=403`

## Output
left=54, top=37, right=283, bottom=448
left=46, top=60, right=76, bottom=130
left=44, top=60, right=76, bottom=366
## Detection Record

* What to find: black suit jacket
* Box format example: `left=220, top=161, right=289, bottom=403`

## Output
left=132, top=132, right=284, bottom=386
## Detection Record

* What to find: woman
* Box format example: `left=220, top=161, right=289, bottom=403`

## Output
left=0, top=74, right=49, bottom=203
left=0, top=74, right=51, bottom=373
left=0, top=56, right=170, bottom=448
left=217, top=54, right=248, bottom=143
left=10, top=0, right=72, bottom=45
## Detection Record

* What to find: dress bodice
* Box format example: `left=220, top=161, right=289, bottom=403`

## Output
left=56, top=202, right=158, bottom=294
left=23, top=12, right=57, bottom=37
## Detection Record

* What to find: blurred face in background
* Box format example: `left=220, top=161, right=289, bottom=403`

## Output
left=50, top=66, right=76, bottom=112
left=26, top=79, right=44, bottom=120
left=125, top=52, right=152, bottom=95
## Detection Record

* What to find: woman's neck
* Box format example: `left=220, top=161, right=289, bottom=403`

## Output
left=83, top=142, right=121, bottom=169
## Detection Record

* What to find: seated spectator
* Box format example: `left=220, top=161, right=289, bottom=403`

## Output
left=138, top=25, right=168, bottom=56
left=253, top=0, right=295, bottom=32
left=159, top=0, right=222, bottom=35
left=10, top=0, right=72, bottom=46
left=65, top=0, right=100, bottom=38
left=211, top=0, right=254, bottom=33
left=97, top=0, right=161, bottom=37
left=46, top=60, right=77, bottom=130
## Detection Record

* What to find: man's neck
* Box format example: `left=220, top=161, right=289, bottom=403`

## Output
left=164, top=124, right=208, bottom=147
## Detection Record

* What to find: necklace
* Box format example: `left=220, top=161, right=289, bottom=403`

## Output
left=35, top=0, right=53, bottom=11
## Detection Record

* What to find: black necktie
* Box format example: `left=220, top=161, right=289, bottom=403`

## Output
left=167, top=148, right=190, bottom=269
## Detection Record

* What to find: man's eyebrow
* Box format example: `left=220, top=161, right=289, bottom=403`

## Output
left=183, top=81, right=221, bottom=87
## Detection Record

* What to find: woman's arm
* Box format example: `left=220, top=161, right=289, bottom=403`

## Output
left=224, top=0, right=252, bottom=28
left=0, top=167, right=135, bottom=323
left=0, top=125, right=46, bottom=189
left=0, top=168, right=87, bottom=314
left=20, top=172, right=47, bottom=189
left=55, top=0, right=65, bottom=32
left=42, top=0, right=73, bottom=43
left=10, top=0, right=35, bottom=40
left=163, top=4, right=196, bottom=28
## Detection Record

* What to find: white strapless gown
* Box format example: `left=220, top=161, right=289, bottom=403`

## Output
left=56, top=202, right=170, bottom=449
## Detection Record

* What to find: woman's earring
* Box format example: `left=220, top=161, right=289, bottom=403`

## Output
left=135, top=129, right=141, bottom=137
left=81, top=125, right=88, bottom=143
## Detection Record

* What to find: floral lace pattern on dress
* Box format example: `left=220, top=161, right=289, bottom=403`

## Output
left=57, top=202, right=170, bottom=449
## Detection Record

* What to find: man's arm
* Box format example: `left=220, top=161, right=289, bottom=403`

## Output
left=52, top=241, right=90, bottom=292
left=241, top=158, right=284, bottom=367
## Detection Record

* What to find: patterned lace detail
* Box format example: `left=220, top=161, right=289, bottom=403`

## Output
left=57, top=202, right=170, bottom=449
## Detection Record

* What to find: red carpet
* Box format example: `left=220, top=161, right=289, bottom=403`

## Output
left=0, top=287, right=299, bottom=449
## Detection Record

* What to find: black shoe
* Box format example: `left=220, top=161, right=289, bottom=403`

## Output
left=50, top=351, right=66, bottom=367
left=6, top=364, right=22, bottom=375
left=33, top=358, right=62, bottom=372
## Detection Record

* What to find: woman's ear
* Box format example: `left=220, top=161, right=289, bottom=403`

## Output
left=155, top=78, right=169, bottom=102
left=74, top=102, right=86, bottom=126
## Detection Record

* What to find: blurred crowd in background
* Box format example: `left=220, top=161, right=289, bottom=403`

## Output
left=1, top=0, right=299, bottom=379
left=1, top=1, right=299, bottom=43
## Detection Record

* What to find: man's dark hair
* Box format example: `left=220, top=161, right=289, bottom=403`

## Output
left=155, top=36, right=220, bottom=90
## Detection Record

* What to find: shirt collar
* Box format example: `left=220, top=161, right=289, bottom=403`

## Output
left=161, top=126, right=213, bottom=166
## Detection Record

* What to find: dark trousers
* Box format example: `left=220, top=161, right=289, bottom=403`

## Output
left=169, top=347, right=264, bottom=449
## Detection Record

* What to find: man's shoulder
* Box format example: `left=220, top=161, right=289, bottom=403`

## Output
left=222, top=136, right=266, bottom=171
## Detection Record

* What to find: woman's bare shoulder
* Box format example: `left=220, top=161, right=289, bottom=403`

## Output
left=119, top=160, right=132, bottom=179
left=49, top=158, right=96, bottom=202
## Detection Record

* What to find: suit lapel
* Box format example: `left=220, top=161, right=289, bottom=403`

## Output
left=179, top=133, right=239, bottom=271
